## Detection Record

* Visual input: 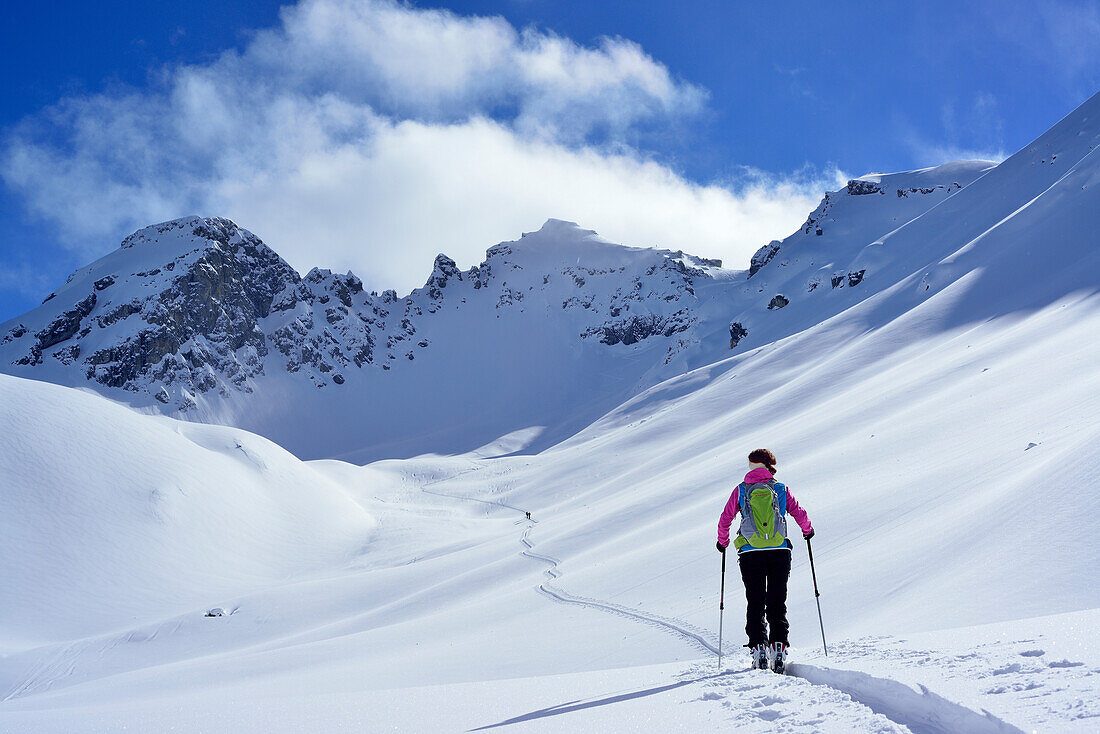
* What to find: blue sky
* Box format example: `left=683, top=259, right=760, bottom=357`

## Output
left=1, top=0, right=1097, bottom=322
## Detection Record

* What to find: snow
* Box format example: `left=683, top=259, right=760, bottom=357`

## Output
left=0, top=374, right=376, bottom=647
left=3, top=292, right=1098, bottom=730
left=2, top=93, right=1100, bottom=732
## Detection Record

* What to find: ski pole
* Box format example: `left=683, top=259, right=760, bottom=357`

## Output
left=718, top=550, right=726, bottom=670
left=806, top=538, right=828, bottom=657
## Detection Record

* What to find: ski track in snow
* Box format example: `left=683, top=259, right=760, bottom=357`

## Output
left=420, top=475, right=1030, bottom=733
left=523, top=527, right=719, bottom=658
left=422, top=473, right=719, bottom=656
left=789, top=664, right=1025, bottom=734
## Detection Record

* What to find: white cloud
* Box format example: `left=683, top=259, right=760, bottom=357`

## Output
left=215, top=117, right=842, bottom=289
left=2, top=0, right=835, bottom=293
left=232, top=0, right=706, bottom=138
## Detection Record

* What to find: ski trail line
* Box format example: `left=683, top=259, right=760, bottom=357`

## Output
left=519, top=526, right=719, bottom=656
left=420, top=476, right=719, bottom=657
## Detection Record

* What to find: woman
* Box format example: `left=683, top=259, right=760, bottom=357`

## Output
left=716, top=448, right=814, bottom=673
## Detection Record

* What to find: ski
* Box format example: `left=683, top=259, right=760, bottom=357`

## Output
left=770, top=643, right=788, bottom=674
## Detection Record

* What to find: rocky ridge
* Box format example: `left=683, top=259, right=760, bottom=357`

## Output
left=0, top=217, right=719, bottom=411
left=0, top=160, right=996, bottom=458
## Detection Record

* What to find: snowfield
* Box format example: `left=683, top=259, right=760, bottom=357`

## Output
left=0, top=375, right=377, bottom=649
left=2, top=92, right=1100, bottom=732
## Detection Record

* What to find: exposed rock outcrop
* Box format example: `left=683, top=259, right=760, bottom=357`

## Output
left=847, top=180, right=885, bottom=196
left=729, top=321, right=748, bottom=349
left=749, top=241, right=781, bottom=277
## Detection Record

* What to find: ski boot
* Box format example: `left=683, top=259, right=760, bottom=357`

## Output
left=750, top=644, right=768, bottom=670
left=770, top=642, right=788, bottom=674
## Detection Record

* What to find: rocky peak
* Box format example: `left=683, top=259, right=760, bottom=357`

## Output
left=425, top=254, right=461, bottom=300
left=120, top=216, right=205, bottom=249
left=4, top=217, right=306, bottom=406
left=305, top=268, right=365, bottom=307
left=1, top=215, right=737, bottom=414
left=430, top=254, right=459, bottom=280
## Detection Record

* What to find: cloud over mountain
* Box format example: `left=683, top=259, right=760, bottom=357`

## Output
left=2, top=0, right=840, bottom=293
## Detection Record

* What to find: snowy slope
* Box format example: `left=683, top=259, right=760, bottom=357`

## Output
left=0, top=373, right=376, bottom=649
left=2, top=91, right=1100, bottom=733
left=0, top=335, right=1097, bottom=731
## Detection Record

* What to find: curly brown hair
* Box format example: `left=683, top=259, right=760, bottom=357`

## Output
left=748, top=448, right=777, bottom=474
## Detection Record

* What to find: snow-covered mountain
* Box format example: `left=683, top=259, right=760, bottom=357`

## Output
left=0, top=161, right=993, bottom=461
left=2, top=91, right=1099, bottom=733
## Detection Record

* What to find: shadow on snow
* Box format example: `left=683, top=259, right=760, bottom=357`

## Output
left=469, top=670, right=743, bottom=731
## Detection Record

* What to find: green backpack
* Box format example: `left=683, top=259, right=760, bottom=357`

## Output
left=733, top=480, right=788, bottom=550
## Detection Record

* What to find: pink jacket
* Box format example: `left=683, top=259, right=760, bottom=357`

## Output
left=717, top=467, right=813, bottom=548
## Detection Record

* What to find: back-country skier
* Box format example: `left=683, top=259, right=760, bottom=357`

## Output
left=716, top=449, right=814, bottom=673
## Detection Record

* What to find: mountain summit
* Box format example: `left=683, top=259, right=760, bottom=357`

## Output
left=3, top=83, right=1098, bottom=462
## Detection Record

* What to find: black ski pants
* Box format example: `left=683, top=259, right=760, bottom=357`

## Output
left=738, top=548, right=792, bottom=647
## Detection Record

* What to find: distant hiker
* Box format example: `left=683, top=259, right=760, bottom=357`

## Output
left=716, top=449, right=814, bottom=673
left=525, top=511, right=531, bottom=520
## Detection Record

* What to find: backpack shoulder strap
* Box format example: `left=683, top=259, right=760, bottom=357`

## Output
left=772, top=482, right=787, bottom=513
